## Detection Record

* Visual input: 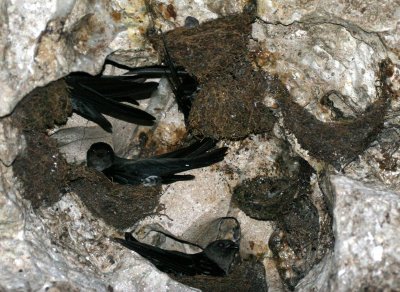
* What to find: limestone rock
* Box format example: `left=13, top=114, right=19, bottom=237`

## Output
left=296, top=175, right=400, bottom=291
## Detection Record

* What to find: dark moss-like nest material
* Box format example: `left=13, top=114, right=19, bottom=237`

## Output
left=152, top=13, right=275, bottom=139
left=68, top=167, right=161, bottom=229
left=12, top=79, right=161, bottom=229
left=233, top=176, right=302, bottom=221
left=12, top=80, right=72, bottom=208
left=269, top=195, right=320, bottom=290
left=173, top=258, right=268, bottom=292
left=232, top=155, right=314, bottom=220
left=270, top=59, right=394, bottom=168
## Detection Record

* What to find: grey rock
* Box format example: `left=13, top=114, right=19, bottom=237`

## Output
left=0, top=118, right=25, bottom=166
left=296, top=175, right=400, bottom=291
left=0, top=0, right=122, bottom=117
left=257, top=0, right=400, bottom=34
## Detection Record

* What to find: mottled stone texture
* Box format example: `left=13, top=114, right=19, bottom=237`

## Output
left=1, top=0, right=118, bottom=117
left=257, top=0, right=399, bottom=32
left=1, top=0, right=400, bottom=291
left=297, top=175, right=400, bottom=291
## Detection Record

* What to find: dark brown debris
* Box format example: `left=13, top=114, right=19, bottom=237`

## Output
left=12, top=79, right=72, bottom=132
left=232, top=154, right=314, bottom=221
left=233, top=176, right=300, bottom=221
left=151, top=13, right=275, bottom=139
left=11, top=79, right=162, bottom=229
left=269, top=195, right=320, bottom=290
left=13, top=131, right=71, bottom=208
left=173, top=257, right=268, bottom=292
left=272, top=59, right=394, bottom=169
left=69, top=167, right=161, bottom=230
left=12, top=79, right=72, bottom=208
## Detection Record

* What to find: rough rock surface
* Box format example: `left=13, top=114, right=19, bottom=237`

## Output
left=296, top=175, right=400, bottom=291
left=1, top=0, right=400, bottom=291
left=1, top=0, right=117, bottom=117
left=257, top=0, right=399, bottom=33
left=0, top=172, right=195, bottom=291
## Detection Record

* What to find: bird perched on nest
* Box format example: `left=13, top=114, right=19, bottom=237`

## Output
left=66, top=57, right=198, bottom=132
left=107, top=57, right=199, bottom=123
left=114, top=232, right=239, bottom=276
left=66, top=72, right=159, bottom=133
left=86, top=138, right=228, bottom=185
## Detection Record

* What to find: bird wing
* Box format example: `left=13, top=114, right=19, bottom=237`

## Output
left=105, top=59, right=189, bottom=76
left=109, top=147, right=227, bottom=184
left=71, top=93, right=112, bottom=132
left=76, top=75, right=159, bottom=103
left=154, top=138, right=216, bottom=159
left=191, top=253, right=227, bottom=276
left=114, top=235, right=202, bottom=276
left=67, top=77, right=156, bottom=130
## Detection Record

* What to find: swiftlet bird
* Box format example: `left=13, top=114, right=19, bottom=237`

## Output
left=107, top=58, right=199, bottom=122
left=160, top=32, right=198, bottom=121
left=66, top=72, right=158, bottom=133
left=114, top=232, right=239, bottom=276
left=86, top=138, right=228, bottom=185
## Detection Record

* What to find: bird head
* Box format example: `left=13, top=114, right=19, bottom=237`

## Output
left=204, top=240, right=239, bottom=275
left=87, top=142, right=115, bottom=171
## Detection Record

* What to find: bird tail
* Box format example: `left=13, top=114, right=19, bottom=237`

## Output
left=91, top=77, right=159, bottom=103
left=162, top=174, right=195, bottom=183
left=158, top=146, right=228, bottom=181
left=187, top=147, right=228, bottom=168
left=155, top=138, right=216, bottom=159
left=67, top=73, right=158, bottom=104
left=76, top=82, right=156, bottom=125
left=105, top=59, right=190, bottom=77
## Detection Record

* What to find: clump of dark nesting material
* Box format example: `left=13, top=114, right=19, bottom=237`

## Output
left=13, top=132, right=71, bottom=208
left=69, top=167, right=161, bottom=229
left=173, top=258, right=268, bottom=292
left=233, top=176, right=301, bottom=221
left=232, top=154, right=314, bottom=220
left=151, top=13, right=275, bottom=139
left=13, top=79, right=72, bottom=131
left=12, top=80, right=72, bottom=208
left=231, top=149, right=333, bottom=290
left=269, top=195, right=320, bottom=290
left=12, top=79, right=162, bottom=228
left=271, top=59, right=394, bottom=169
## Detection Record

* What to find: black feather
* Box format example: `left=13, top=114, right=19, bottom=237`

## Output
left=66, top=73, right=156, bottom=132
left=155, top=138, right=216, bottom=159
left=114, top=233, right=238, bottom=276
left=86, top=139, right=228, bottom=185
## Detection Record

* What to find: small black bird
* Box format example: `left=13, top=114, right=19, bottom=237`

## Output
left=114, top=232, right=239, bottom=276
left=86, top=138, right=227, bottom=185
left=105, top=60, right=189, bottom=78
left=107, top=45, right=199, bottom=122
left=160, top=33, right=199, bottom=121
left=66, top=73, right=158, bottom=133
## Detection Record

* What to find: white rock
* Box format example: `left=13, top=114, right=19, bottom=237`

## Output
left=0, top=0, right=125, bottom=117
left=257, top=0, right=400, bottom=33
left=136, top=167, right=231, bottom=240
left=254, top=19, right=385, bottom=122
left=296, top=175, right=400, bottom=291
left=0, top=117, right=25, bottom=166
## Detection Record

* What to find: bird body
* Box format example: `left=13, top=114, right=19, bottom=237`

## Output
left=68, top=73, right=159, bottom=104
left=86, top=139, right=228, bottom=185
left=114, top=233, right=238, bottom=276
left=107, top=55, right=199, bottom=121
left=66, top=73, right=158, bottom=132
